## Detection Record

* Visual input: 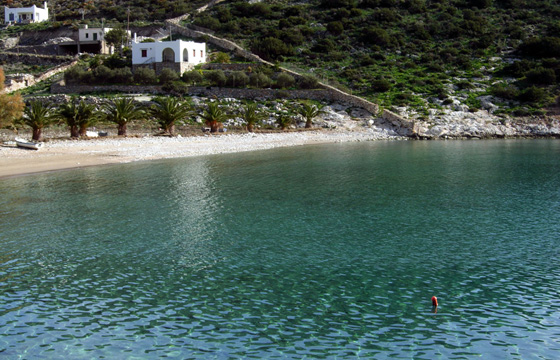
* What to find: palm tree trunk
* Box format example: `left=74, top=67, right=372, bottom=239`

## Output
left=70, top=125, right=80, bottom=138
left=79, top=124, right=87, bottom=136
left=210, top=121, right=219, bottom=133
left=168, top=124, right=175, bottom=136
left=118, top=123, right=127, bottom=136
left=32, top=127, right=42, bottom=141
left=247, top=123, right=254, bottom=132
left=305, top=119, right=312, bottom=128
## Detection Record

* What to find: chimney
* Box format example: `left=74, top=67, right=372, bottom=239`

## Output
left=134, top=33, right=137, bottom=43
left=84, top=24, right=88, bottom=29
left=44, top=1, right=47, bottom=9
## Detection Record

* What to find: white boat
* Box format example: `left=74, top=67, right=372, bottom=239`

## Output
left=85, top=131, right=99, bottom=138
left=15, top=138, right=44, bottom=150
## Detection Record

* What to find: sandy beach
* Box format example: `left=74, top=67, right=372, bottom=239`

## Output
left=0, top=129, right=400, bottom=178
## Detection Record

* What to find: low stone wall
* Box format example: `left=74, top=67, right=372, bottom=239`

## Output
left=50, top=84, right=377, bottom=113
left=3, top=59, right=78, bottom=93
left=51, top=83, right=163, bottom=94
left=202, top=63, right=259, bottom=71
left=0, top=51, right=74, bottom=66
left=382, top=109, right=418, bottom=133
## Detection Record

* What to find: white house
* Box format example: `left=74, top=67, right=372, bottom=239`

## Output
left=79, top=25, right=113, bottom=43
left=4, top=1, right=48, bottom=24
left=131, top=37, right=206, bottom=74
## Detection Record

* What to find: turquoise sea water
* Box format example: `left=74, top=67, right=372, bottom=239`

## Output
left=1, top=139, right=560, bottom=359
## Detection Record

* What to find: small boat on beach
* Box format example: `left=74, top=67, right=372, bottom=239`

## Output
left=15, top=138, right=44, bottom=150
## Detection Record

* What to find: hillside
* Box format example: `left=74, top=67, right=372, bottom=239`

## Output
left=187, top=0, right=560, bottom=116
left=2, top=0, right=560, bottom=119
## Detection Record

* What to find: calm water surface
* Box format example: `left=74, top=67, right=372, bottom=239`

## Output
left=1, top=140, right=559, bottom=359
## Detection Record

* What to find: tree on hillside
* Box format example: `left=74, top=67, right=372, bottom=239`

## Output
left=21, top=101, right=56, bottom=141
left=211, top=52, right=231, bottom=64
left=201, top=102, right=229, bottom=133
left=297, top=102, right=323, bottom=128
left=150, top=97, right=191, bottom=136
left=0, top=68, right=25, bottom=129
left=103, top=98, right=144, bottom=136
left=105, top=27, right=130, bottom=53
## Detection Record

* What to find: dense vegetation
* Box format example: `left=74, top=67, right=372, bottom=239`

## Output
left=2, top=0, right=560, bottom=116
left=190, top=0, right=560, bottom=115
left=0, top=0, right=207, bottom=22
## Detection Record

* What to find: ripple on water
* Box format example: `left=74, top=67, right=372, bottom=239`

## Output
left=1, top=140, right=560, bottom=358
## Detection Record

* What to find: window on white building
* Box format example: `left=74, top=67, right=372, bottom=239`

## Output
left=141, top=49, right=147, bottom=57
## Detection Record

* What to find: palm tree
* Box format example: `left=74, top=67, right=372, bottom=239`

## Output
left=103, top=98, right=144, bottom=136
left=297, top=102, right=323, bottom=129
left=240, top=102, right=264, bottom=132
left=75, top=100, right=98, bottom=136
left=57, top=101, right=80, bottom=138
left=57, top=100, right=98, bottom=138
left=150, top=97, right=190, bottom=136
left=201, top=102, right=229, bottom=133
left=22, top=101, right=56, bottom=141
left=276, top=113, right=293, bottom=130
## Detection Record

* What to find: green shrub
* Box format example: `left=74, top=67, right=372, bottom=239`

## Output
left=204, top=70, right=227, bottom=87
left=134, top=67, right=157, bottom=85
left=298, top=74, right=319, bottom=89
left=372, top=79, right=391, bottom=92
left=159, top=68, right=179, bottom=84
left=276, top=73, right=295, bottom=89
left=182, top=70, right=203, bottom=85
left=525, top=67, right=556, bottom=85
left=249, top=73, right=272, bottom=88
left=518, top=37, right=560, bottom=57
left=490, top=84, right=519, bottom=100
left=227, top=71, right=249, bottom=87
left=113, top=67, right=133, bottom=83
left=93, top=65, right=114, bottom=84
left=518, top=86, right=546, bottom=103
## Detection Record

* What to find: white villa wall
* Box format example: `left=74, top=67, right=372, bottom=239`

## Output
left=4, top=2, right=48, bottom=24
left=131, top=39, right=206, bottom=66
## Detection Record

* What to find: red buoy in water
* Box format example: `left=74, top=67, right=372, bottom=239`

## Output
left=431, top=296, right=438, bottom=307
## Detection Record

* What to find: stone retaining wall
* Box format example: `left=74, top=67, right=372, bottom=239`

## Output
left=0, top=52, right=74, bottom=66
left=202, top=63, right=259, bottom=71
left=3, top=59, right=78, bottom=93
left=382, top=109, right=418, bottom=133
left=50, top=83, right=377, bottom=113
left=51, top=83, right=163, bottom=94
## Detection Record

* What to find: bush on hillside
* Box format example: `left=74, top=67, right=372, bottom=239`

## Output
left=518, top=37, right=560, bottom=57
left=298, top=74, right=319, bottom=89
left=276, top=73, right=295, bottom=89
left=249, top=73, right=272, bottom=88
left=227, top=71, right=249, bottom=87
left=134, top=67, right=157, bottom=85
left=204, top=70, right=227, bottom=87
left=183, top=70, right=203, bottom=85
left=524, top=67, right=556, bottom=85
left=159, top=68, right=180, bottom=84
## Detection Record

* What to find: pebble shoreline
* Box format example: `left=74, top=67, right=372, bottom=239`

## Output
left=0, top=129, right=402, bottom=178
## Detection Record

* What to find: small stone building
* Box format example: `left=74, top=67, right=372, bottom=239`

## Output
left=4, top=1, right=48, bottom=24
left=131, top=37, right=206, bottom=75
